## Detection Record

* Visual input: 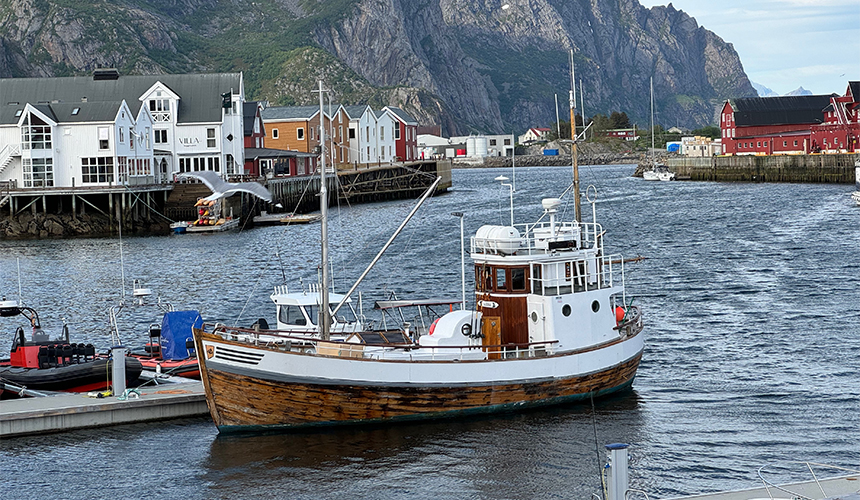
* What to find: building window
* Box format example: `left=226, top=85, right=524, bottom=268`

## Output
left=21, top=115, right=52, bottom=150
left=297, top=128, right=304, bottom=140
left=490, top=139, right=497, bottom=146
left=81, top=157, right=114, bottom=183
left=179, top=156, right=220, bottom=173
left=757, top=141, right=761, bottom=147
left=783, top=141, right=787, bottom=147
left=310, top=127, right=314, bottom=141
left=154, top=129, right=168, bottom=144
left=207, top=128, right=216, bottom=148
left=365, top=126, right=369, bottom=141
left=98, top=127, right=109, bottom=150
left=380, top=127, right=385, bottom=140
left=119, top=127, right=125, bottom=143
left=394, top=126, right=400, bottom=140
left=349, top=128, right=356, bottom=139
left=339, top=126, right=343, bottom=139
left=22, top=158, right=53, bottom=187
left=226, top=154, right=235, bottom=175
left=129, top=128, right=135, bottom=149
left=273, top=129, right=279, bottom=139
left=145, top=127, right=151, bottom=149
left=794, top=140, right=798, bottom=147
left=149, top=98, right=171, bottom=122
left=504, top=138, right=511, bottom=146
left=117, top=156, right=127, bottom=183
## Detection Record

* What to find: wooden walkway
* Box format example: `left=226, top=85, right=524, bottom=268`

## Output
left=0, top=380, right=208, bottom=437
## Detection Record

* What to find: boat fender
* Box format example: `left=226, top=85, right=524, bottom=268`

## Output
left=615, top=306, right=625, bottom=325
left=429, top=318, right=439, bottom=336
left=461, top=323, right=472, bottom=337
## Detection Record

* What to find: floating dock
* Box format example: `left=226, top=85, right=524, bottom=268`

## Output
left=0, top=380, right=208, bottom=437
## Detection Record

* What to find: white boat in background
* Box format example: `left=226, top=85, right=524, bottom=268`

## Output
left=643, top=163, right=676, bottom=181
left=193, top=77, right=644, bottom=432
left=642, top=77, right=675, bottom=181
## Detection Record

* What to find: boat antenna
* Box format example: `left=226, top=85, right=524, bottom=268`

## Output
left=313, top=80, right=330, bottom=341
left=17, top=257, right=22, bottom=305
left=650, top=76, right=655, bottom=161
left=452, top=212, right=466, bottom=311
left=118, top=205, right=126, bottom=299
left=569, top=48, right=581, bottom=223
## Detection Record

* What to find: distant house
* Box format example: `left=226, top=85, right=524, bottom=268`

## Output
left=681, top=136, right=722, bottom=157
left=719, top=84, right=860, bottom=155
left=518, top=127, right=551, bottom=144
left=261, top=105, right=322, bottom=159
left=602, top=128, right=637, bottom=141
left=383, top=106, right=419, bottom=161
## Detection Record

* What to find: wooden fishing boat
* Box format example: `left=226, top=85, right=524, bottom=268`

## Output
left=193, top=79, right=645, bottom=432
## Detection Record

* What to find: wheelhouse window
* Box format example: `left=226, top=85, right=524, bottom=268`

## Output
left=22, top=158, right=53, bottom=187
left=511, top=268, right=526, bottom=291
left=496, top=268, right=506, bottom=290
left=279, top=305, right=308, bottom=326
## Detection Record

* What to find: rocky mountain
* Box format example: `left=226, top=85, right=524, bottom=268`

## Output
left=0, top=0, right=755, bottom=135
left=752, top=82, right=779, bottom=97
left=785, top=86, right=813, bottom=96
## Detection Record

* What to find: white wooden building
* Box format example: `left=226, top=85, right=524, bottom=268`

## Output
left=0, top=70, right=245, bottom=192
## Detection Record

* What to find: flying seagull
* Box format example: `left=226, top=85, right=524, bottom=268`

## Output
left=179, top=171, right=274, bottom=203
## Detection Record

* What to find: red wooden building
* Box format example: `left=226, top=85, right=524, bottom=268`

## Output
left=720, top=82, right=859, bottom=155
left=384, top=106, right=418, bottom=161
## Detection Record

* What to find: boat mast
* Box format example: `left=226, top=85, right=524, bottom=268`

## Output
left=569, top=49, right=581, bottom=223
left=315, top=80, right=330, bottom=341
left=650, top=77, right=655, bottom=161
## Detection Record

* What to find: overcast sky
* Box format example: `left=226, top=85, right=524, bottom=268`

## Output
left=637, top=0, right=860, bottom=96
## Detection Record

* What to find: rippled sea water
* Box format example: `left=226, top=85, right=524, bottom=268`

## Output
left=1, top=165, right=858, bottom=499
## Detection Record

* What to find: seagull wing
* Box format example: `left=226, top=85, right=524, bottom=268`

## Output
left=179, top=171, right=230, bottom=195
left=224, top=182, right=273, bottom=203
left=179, top=171, right=272, bottom=203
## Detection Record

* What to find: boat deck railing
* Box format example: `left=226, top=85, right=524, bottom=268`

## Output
left=756, top=461, right=860, bottom=500
left=203, top=323, right=562, bottom=361
left=472, top=221, right=605, bottom=257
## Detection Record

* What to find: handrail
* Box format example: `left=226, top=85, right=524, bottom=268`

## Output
left=203, top=322, right=560, bottom=351
left=756, top=461, right=860, bottom=500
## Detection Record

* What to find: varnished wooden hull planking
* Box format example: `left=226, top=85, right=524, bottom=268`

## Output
left=195, top=332, right=642, bottom=432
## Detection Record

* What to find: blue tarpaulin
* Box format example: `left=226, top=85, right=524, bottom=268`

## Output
left=543, top=149, right=559, bottom=156
left=160, top=310, right=202, bottom=360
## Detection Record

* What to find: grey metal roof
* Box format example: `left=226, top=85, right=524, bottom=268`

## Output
left=244, top=101, right=260, bottom=137
left=261, top=105, right=320, bottom=121
left=728, top=94, right=835, bottom=127
left=342, top=105, right=371, bottom=119
left=385, top=106, right=417, bottom=125
left=0, top=73, right=242, bottom=124
left=848, top=81, right=860, bottom=102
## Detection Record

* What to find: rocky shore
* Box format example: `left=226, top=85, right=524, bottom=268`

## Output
left=0, top=212, right=169, bottom=239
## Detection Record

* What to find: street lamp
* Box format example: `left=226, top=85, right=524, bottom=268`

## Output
left=494, top=175, right=513, bottom=226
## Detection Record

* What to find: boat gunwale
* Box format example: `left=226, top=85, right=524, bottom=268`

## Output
left=194, top=319, right=643, bottom=365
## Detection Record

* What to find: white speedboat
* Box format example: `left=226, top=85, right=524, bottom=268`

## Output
left=192, top=79, right=645, bottom=432
left=643, top=163, right=676, bottom=181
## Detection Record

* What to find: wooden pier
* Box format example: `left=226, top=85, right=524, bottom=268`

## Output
left=0, top=380, right=208, bottom=437
left=667, top=153, right=859, bottom=183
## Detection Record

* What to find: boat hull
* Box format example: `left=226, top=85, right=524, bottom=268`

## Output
left=195, top=331, right=643, bottom=432
left=0, top=356, right=143, bottom=393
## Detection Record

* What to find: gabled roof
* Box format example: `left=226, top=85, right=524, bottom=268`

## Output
left=383, top=106, right=417, bottom=125
left=342, top=105, right=371, bottom=119
left=0, top=100, right=124, bottom=125
left=848, top=82, right=860, bottom=102
left=728, top=95, right=835, bottom=127
left=243, top=101, right=262, bottom=137
left=261, top=105, right=320, bottom=121
left=0, top=73, right=241, bottom=124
